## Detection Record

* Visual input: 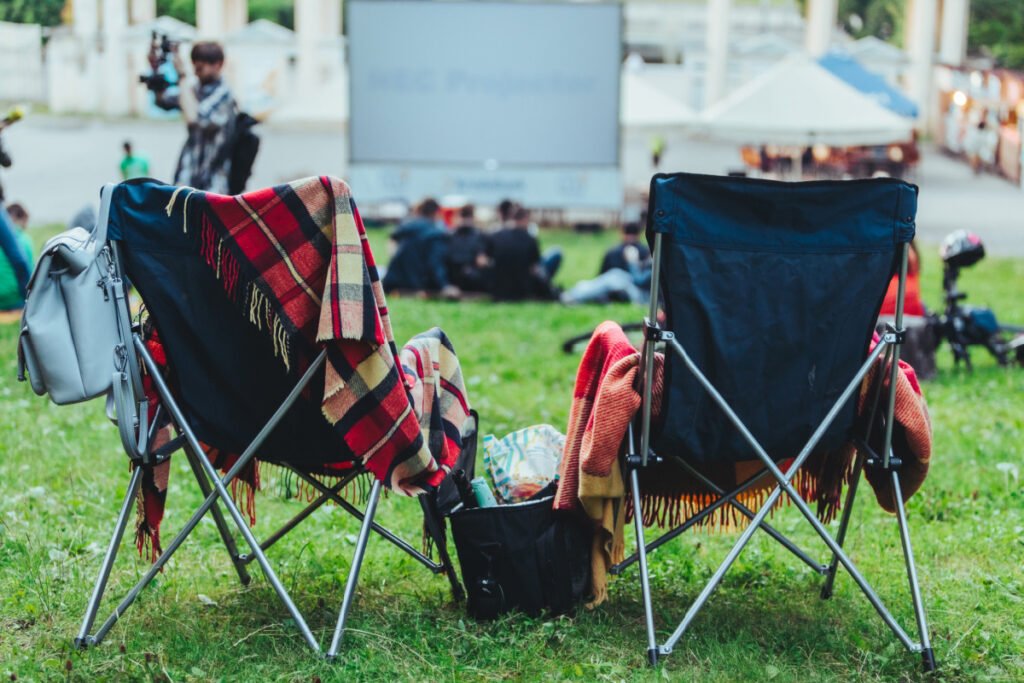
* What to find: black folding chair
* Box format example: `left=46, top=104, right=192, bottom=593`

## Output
left=73, top=184, right=471, bottom=658
left=622, top=173, right=935, bottom=671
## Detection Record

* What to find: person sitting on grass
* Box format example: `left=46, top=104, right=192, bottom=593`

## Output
left=446, top=204, right=492, bottom=293
left=495, top=198, right=517, bottom=230
left=383, top=198, right=460, bottom=299
left=0, top=202, right=33, bottom=311
left=488, top=206, right=561, bottom=301
left=561, top=222, right=653, bottom=305
left=599, top=220, right=650, bottom=275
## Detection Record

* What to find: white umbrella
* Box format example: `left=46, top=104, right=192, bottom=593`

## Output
left=700, top=54, right=914, bottom=147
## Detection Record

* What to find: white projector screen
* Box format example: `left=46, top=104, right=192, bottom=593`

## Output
left=347, top=0, right=622, bottom=208
left=348, top=0, right=620, bottom=166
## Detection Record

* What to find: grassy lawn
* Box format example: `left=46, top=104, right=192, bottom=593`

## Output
left=1, top=226, right=1022, bottom=682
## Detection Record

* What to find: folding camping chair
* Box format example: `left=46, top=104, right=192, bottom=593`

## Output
left=619, top=173, right=935, bottom=671
left=73, top=179, right=470, bottom=658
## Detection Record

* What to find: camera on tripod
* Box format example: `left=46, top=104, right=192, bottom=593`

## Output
left=139, top=31, right=179, bottom=93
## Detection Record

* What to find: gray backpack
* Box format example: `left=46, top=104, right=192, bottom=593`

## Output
left=17, top=183, right=148, bottom=458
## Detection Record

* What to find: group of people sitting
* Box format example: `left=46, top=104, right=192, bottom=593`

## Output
left=382, top=199, right=562, bottom=301
left=381, top=198, right=658, bottom=306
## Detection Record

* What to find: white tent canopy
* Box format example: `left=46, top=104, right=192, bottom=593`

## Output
left=621, top=70, right=696, bottom=128
left=700, top=54, right=914, bottom=146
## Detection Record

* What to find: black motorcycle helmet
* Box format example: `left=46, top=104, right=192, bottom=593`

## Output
left=940, top=230, right=985, bottom=269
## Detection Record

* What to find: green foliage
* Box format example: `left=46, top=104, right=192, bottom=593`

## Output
left=0, top=0, right=65, bottom=27
left=969, top=0, right=1024, bottom=69
left=1, top=228, right=1022, bottom=680
left=156, top=0, right=195, bottom=26
left=248, top=0, right=294, bottom=30
left=831, top=0, right=1024, bottom=68
left=156, top=0, right=295, bottom=30
left=837, top=0, right=904, bottom=44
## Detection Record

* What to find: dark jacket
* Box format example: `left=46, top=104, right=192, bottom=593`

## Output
left=383, top=218, right=451, bottom=292
left=488, top=227, right=542, bottom=301
left=600, top=242, right=650, bottom=275
left=447, top=224, right=491, bottom=291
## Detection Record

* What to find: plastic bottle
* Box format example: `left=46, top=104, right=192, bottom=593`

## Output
left=470, top=477, right=498, bottom=508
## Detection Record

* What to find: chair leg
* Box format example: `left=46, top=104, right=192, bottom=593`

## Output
left=674, top=458, right=826, bottom=575
left=891, top=469, right=936, bottom=672
left=295, top=469, right=447, bottom=574
left=75, top=466, right=143, bottom=649
left=129, top=339, right=324, bottom=653
left=612, top=466, right=823, bottom=576
left=821, top=453, right=864, bottom=600
left=327, top=479, right=383, bottom=660
left=237, top=476, right=352, bottom=566
left=629, top=466, right=660, bottom=666
left=420, top=495, right=465, bottom=602
left=660, top=481, right=790, bottom=656
left=183, top=444, right=252, bottom=587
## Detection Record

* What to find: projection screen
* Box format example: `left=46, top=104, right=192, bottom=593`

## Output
left=347, top=0, right=622, bottom=209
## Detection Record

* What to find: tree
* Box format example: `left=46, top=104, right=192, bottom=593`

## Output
left=156, top=0, right=195, bottom=26
left=969, top=0, right=1024, bottom=70
left=0, top=0, right=66, bottom=26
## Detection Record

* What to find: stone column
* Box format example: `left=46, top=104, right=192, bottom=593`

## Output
left=326, top=0, right=342, bottom=38
left=65, top=0, right=100, bottom=112
left=705, top=0, right=731, bottom=108
left=805, top=0, right=837, bottom=58
left=101, top=0, right=132, bottom=115
left=226, top=0, right=249, bottom=33
left=906, top=0, right=939, bottom=127
left=130, top=0, right=156, bottom=24
left=939, top=0, right=969, bottom=66
left=294, top=0, right=323, bottom=91
left=73, top=0, right=100, bottom=36
left=196, top=0, right=227, bottom=39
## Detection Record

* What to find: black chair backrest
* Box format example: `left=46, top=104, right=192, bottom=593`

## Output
left=108, top=180, right=348, bottom=470
left=648, top=173, right=917, bottom=465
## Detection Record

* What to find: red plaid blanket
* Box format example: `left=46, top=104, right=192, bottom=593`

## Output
left=196, top=176, right=449, bottom=492
left=134, top=177, right=472, bottom=557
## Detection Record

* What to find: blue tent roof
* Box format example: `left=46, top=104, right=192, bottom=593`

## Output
left=818, top=50, right=918, bottom=119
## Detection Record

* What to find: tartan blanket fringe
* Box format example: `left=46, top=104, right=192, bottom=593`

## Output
left=269, top=464, right=374, bottom=507
left=199, top=213, right=294, bottom=372
left=624, top=450, right=857, bottom=533
left=133, top=449, right=261, bottom=563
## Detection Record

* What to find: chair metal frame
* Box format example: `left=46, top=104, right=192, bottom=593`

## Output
left=625, top=231, right=936, bottom=672
left=75, top=243, right=462, bottom=658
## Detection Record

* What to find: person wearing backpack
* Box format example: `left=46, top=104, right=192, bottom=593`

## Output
left=156, top=41, right=239, bottom=193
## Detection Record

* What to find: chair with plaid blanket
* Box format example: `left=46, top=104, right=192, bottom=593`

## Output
left=71, top=177, right=476, bottom=658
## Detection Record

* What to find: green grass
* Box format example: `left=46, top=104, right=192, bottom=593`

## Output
left=1, top=229, right=1022, bottom=682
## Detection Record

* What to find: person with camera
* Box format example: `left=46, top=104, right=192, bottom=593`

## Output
left=153, top=41, right=238, bottom=193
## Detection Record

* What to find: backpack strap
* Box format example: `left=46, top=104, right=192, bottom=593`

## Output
left=100, top=183, right=151, bottom=464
